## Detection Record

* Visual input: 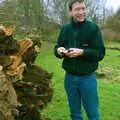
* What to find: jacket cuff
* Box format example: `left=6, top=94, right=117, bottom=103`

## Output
left=54, top=48, right=64, bottom=59
left=83, top=48, right=93, bottom=56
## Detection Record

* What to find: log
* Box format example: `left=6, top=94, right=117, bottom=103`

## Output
left=0, top=25, right=53, bottom=120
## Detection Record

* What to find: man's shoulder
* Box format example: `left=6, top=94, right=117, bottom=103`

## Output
left=86, top=19, right=100, bottom=30
left=86, top=19, right=97, bottom=25
left=62, top=23, right=72, bottom=29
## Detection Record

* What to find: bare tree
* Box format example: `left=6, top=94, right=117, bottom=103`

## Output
left=51, top=0, right=108, bottom=25
left=106, top=7, right=120, bottom=33
left=0, top=0, right=49, bottom=35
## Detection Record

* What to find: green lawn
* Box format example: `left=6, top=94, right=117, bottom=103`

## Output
left=35, top=42, right=120, bottom=120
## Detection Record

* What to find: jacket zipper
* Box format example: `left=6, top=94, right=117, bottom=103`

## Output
left=72, top=28, right=78, bottom=73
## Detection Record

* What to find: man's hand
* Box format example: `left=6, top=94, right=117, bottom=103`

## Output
left=57, top=47, right=68, bottom=56
left=65, top=48, right=84, bottom=58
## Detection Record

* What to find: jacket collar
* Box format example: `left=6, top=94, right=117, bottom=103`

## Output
left=71, top=17, right=87, bottom=28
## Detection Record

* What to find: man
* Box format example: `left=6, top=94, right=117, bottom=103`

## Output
left=54, top=0, right=105, bottom=120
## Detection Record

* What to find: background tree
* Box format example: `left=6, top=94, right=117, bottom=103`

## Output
left=106, top=8, right=120, bottom=33
left=102, top=7, right=120, bottom=42
left=1, top=0, right=119, bottom=42
left=0, top=0, right=48, bottom=36
left=0, top=0, right=18, bottom=25
left=51, top=0, right=108, bottom=26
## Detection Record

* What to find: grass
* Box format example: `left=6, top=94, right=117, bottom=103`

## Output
left=105, top=41, right=120, bottom=48
left=35, top=42, right=120, bottom=120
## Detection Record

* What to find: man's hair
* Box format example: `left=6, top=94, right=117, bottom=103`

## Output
left=68, top=0, right=84, bottom=11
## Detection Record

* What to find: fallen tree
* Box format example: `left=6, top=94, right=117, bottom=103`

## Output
left=0, top=25, right=53, bottom=120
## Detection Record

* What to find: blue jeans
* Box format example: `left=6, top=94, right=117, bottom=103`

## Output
left=64, top=72, right=99, bottom=120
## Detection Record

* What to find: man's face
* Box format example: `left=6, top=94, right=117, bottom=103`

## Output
left=69, top=2, right=87, bottom=22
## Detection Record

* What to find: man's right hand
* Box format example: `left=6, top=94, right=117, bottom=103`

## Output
left=57, top=47, right=67, bottom=56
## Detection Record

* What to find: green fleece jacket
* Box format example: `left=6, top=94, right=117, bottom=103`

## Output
left=54, top=19, right=105, bottom=76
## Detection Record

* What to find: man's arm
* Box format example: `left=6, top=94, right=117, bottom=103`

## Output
left=54, top=26, right=67, bottom=59
left=82, top=25, right=105, bottom=62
